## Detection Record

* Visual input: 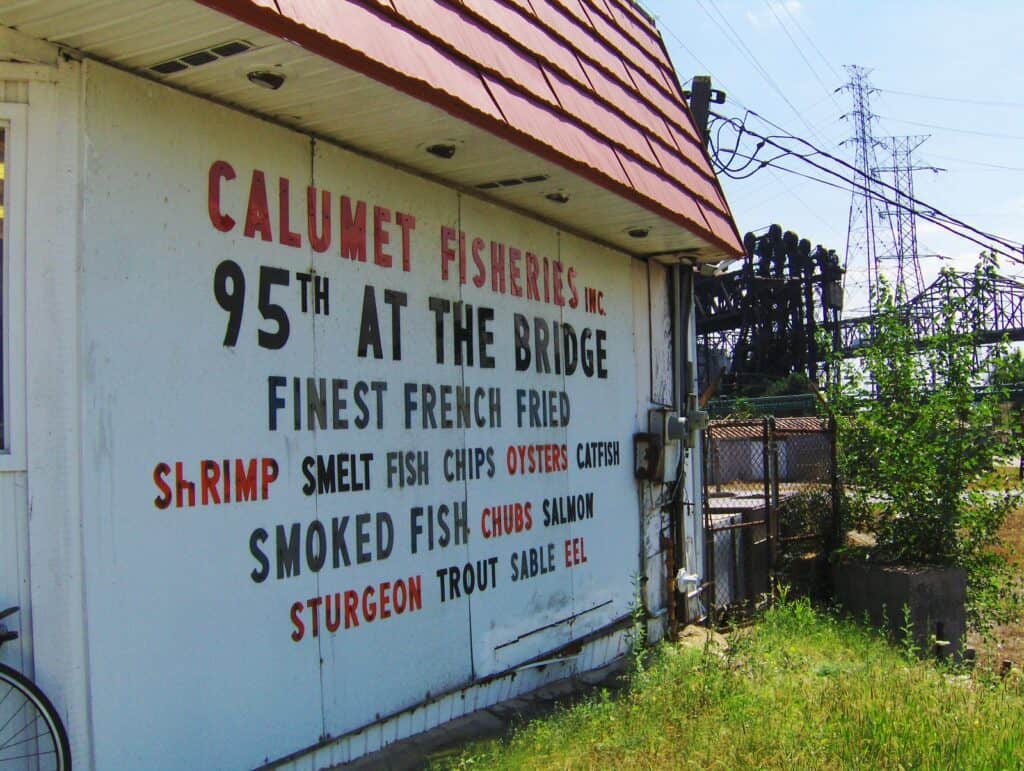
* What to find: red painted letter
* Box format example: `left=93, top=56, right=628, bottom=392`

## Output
left=307, top=187, right=332, bottom=253
left=341, top=196, right=367, bottom=262
left=244, top=169, right=273, bottom=241
left=208, top=160, right=236, bottom=232
left=261, top=458, right=279, bottom=500
left=441, top=225, right=456, bottom=280
left=278, top=177, right=301, bottom=248
left=153, top=463, right=171, bottom=509
left=290, top=602, right=305, bottom=642
left=396, top=211, right=415, bottom=272
left=374, top=205, right=393, bottom=268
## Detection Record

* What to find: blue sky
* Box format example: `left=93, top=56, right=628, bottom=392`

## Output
left=639, top=0, right=1024, bottom=313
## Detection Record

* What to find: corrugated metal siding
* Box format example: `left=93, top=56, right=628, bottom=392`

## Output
left=0, top=80, right=27, bottom=102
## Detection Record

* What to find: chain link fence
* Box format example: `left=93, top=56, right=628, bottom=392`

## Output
left=703, top=416, right=839, bottom=616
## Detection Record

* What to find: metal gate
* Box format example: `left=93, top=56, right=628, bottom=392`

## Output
left=703, top=416, right=839, bottom=614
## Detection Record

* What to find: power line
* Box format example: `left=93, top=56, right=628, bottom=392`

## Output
left=779, top=2, right=842, bottom=82
left=646, top=1, right=844, bottom=156
left=875, top=114, right=1024, bottom=140
left=652, top=15, right=741, bottom=106
left=876, top=87, right=1024, bottom=109
left=763, top=168, right=836, bottom=231
left=732, top=110, right=1024, bottom=251
left=691, top=0, right=831, bottom=148
left=646, top=6, right=1021, bottom=262
left=707, top=110, right=1024, bottom=263
left=919, top=152, right=1024, bottom=172
left=761, top=0, right=837, bottom=104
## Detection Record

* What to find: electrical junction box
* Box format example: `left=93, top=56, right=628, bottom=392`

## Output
left=633, top=432, right=664, bottom=482
left=635, top=408, right=685, bottom=483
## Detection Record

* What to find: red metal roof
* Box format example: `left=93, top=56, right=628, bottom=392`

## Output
left=198, top=0, right=744, bottom=258
left=709, top=417, right=829, bottom=441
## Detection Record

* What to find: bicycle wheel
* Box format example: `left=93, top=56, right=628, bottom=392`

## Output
left=0, top=663, right=70, bottom=770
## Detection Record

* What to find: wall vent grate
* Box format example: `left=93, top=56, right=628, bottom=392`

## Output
left=150, top=40, right=254, bottom=76
left=475, top=174, right=549, bottom=190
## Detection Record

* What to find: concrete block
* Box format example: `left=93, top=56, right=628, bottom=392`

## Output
left=833, top=561, right=967, bottom=660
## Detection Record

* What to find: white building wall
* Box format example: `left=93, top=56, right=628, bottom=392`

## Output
left=0, top=56, right=95, bottom=767
left=0, top=56, right=704, bottom=769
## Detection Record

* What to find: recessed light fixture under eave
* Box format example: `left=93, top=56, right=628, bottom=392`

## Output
left=418, top=139, right=464, bottom=160
left=247, top=69, right=286, bottom=90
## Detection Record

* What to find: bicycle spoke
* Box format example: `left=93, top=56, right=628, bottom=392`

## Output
left=0, top=748, right=57, bottom=762
left=0, top=724, right=55, bottom=753
left=0, top=710, right=42, bottom=749
left=0, top=697, right=28, bottom=739
left=0, top=665, right=70, bottom=770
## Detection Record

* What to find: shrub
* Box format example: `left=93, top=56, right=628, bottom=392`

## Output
left=828, top=256, right=1022, bottom=631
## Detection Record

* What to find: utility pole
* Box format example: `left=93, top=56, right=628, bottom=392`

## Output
left=686, top=75, right=726, bottom=147
left=680, top=74, right=725, bottom=632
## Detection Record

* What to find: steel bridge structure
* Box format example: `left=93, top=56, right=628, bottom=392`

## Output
left=696, top=226, right=1024, bottom=395
left=696, top=225, right=844, bottom=394
left=837, top=270, right=1024, bottom=354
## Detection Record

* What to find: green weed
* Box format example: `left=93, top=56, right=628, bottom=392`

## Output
left=433, top=598, right=1024, bottom=770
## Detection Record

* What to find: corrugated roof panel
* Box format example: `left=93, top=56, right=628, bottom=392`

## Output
left=708, top=421, right=764, bottom=441
left=773, top=417, right=829, bottom=434
left=460, top=0, right=703, bottom=170
left=530, top=0, right=632, bottom=85
left=389, top=0, right=557, bottom=108
left=665, top=121, right=713, bottom=173
left=582, top=0, right=666, bottom=90
left=603, top=0, right=661, bottom=49
left=548, top=0, right=594, bottom=30
left=483, top=73, right=632, bottom=188
left=188, top=0, right=743, bottom=257
left=461, top=0, right=590, bottom=86
left=697, top=200, right=744, bottom=253
left=710, top=417, right=828, bottom=441
left=649, top=141, right=727, bottom=212
left=576, top=58, right=673, bottom=149
left=615, top=149, right=711, bottom=234
left=274, top=0, right=503, bottom=120
left=625, top=60, right=700, bottom=144
left=543, top=65, right=659, bottom=167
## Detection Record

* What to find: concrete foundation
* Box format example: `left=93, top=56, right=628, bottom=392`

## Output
left=832, top=561, right=967, bottom=660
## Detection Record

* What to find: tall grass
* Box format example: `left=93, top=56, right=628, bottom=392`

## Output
left=433, top=600, right=1024, bottom=769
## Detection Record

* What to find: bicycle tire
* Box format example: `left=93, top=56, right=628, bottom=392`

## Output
left=0, top=663, right=71, bottom=771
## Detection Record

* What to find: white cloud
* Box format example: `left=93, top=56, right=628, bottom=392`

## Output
left=745, top=1, right=802, bottom=28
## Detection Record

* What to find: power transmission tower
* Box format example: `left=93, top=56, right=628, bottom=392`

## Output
left=875, top=135, right=934, bottom=300
left=839, top=65, right=891, bottom=315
